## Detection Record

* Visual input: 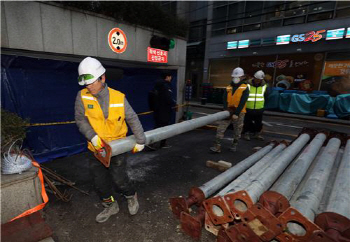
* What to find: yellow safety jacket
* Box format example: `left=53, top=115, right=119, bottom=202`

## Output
left=226, top=84, right=248, bottom=113
left=81, top=87, right=128, bottom=151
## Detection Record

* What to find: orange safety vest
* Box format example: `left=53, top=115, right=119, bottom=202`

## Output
left=226, top=84, right=248, bottom=113
left=81, top=87, right=128, bottom=151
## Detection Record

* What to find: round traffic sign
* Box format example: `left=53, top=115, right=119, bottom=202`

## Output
left=108, top=28, right=127, bottom=53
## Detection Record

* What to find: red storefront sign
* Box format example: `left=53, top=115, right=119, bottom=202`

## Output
left=147, top=47, right=168, bottom=63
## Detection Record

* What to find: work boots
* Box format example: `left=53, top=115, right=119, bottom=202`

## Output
left=230, top=139, right=238, bottom=152
left=253, top=132, right=264, bottom=141
left=210, top=143, right=221, bottom=153
left=125, top=193, right=139, bottom=215
left=243, top=133, right=250, bottom=141
left=96, top=197, right=119, bottom=223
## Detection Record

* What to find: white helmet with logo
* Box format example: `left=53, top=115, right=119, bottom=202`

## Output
left=231, top=67, right=244, bottom=77
left=78, top=57, right=106, bottom=86
left=254, top=70, right=265, bottom=80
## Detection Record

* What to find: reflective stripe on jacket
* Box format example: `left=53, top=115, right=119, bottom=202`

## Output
left=81, top=87, right=128, bottom=151
left=226, top=84, right=248, bottom=113
left=246, top=84, right=267, bottom=110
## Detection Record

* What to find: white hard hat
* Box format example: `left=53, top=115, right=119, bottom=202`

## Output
left=254, top=70, right=265, bottom=80
left=78, top=57, right=106, bottom=86
left=231, top=67, right=244, bottom=77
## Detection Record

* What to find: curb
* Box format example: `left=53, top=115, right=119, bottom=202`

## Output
left=189, top=102, right=350, bottom=126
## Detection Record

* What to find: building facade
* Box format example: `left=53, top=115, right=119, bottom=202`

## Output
left=181, top=1, right=350, bottom=99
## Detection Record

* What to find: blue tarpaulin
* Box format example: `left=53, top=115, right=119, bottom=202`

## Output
left=278, top=93, right=335, bottom=115
left=1, top=54, right=177, bottom=162
left=333, top=94, right=350, bottom=118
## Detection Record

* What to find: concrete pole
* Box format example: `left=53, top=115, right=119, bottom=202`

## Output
left=325, top=139, right=350, bottom=219
left=245, top=133, right=311, bottom=203
left=199, top=143, right=275, bottom=198
left=270, top=133, right=327, bottom=200
left=109, top=111, right=230, bottom=157
left=290, top=137, right=342, bottom=222
left=217, top=143, right=287, bottom=197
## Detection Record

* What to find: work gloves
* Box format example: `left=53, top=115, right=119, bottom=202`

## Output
left=91, top=135, right=104, bottom=150
left=92, top=135, right=145, bottom=153
left=132, top=144, right=145, bottom=153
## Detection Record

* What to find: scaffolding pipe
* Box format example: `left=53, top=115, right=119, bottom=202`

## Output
left=107, top=111, right=230, bottom=157
left=325, top=139, right=350, bottom=219
left=245, top=133, right=311, bottom=203
left=199, top=143, right=275, bottom=198
left=318, top=148, right=343, bottom=214
left=217, top=143, right=287, bottom=197
left=270, top=133, right=327, bottom=200
left=290, top=137, right=342, bottom=221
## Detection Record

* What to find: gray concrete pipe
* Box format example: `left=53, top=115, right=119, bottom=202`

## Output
left=245, top=133, right=311, bottom=203
left=217, top=143, right=287, bottom=197
left=109, top=111, right=230, bottom=157
left=290, top=137, right=342, bottom=222
left=325, top=139, right=350, bottom=219
left=199, top=143, right=275, bottom=198
left=270, top=133, right=327, bottom=200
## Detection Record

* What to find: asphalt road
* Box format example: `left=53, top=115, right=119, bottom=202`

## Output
left=43, top=107, right=349, bottom=242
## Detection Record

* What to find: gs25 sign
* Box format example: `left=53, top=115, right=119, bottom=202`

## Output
left=291, top=30, right=326, bottom=43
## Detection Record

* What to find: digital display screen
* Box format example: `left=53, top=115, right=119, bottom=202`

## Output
left=326, top=28, right=345, bottom=40
left=238, top=40, right=249, bottom=48
left=276, top=35, right=291, bottom=45
left=227, top=41, right=237, bottom=49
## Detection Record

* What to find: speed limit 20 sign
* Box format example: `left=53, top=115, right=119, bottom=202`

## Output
left=108, top=28, right=127, bottom=53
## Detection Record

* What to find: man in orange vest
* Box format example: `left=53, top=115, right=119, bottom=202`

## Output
left=74, top=57, right=146, bottom=223
left=210, top=67, right=249, bottom=153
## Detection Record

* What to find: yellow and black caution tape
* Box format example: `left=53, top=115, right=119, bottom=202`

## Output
left=27, top=103, right=189, bottom=127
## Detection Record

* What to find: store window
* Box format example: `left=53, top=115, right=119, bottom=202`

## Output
left=239, top=55, right=277, bottom=87
left=274, top=53, right=324, bottom=91
left=209, top=58, right=239, bottom=87
left=320, top=52, right=350, bottom=95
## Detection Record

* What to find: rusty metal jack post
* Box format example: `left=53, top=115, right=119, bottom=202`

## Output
left=277, top=207, right=329, bottom=242
left=314, top=212, right=350, bottom=242
left=203, top=195, right=235, bottom=225
left=217, top=223, right=263, bottom=242
left=216, top=191, right=291, bottom=242
left=222, top=190, right=255, bottom=221
left=204, top=212, right=229, bottom=236
left=169, top=187, right=205, bottom=219
left=180, top=206, right=206, bottom=240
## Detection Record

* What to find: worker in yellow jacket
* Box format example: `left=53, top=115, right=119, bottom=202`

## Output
left=74, top=57, right=146, bottom=223
left=210, top=67, right=249, bottom=153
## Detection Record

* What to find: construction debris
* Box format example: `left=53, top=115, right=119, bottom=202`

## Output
left=206, top=160, right=232, bottom=172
